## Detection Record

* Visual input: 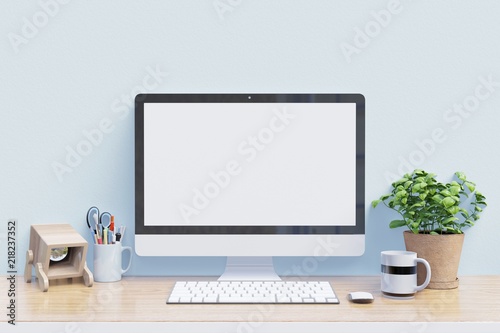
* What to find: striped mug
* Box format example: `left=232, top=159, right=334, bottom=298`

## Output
left=381, top=250, right=431, bottom=298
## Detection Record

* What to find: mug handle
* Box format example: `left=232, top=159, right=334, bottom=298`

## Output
left=121, top=246, right=132, bottom=275
left=415, top=258, right=432, bottom=291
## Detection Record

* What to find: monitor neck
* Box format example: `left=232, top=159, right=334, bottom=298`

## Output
left=218, top=257, right=281, bottom=281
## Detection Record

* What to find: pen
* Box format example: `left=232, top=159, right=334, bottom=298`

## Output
left=93, top=213, right=100, bottom=240
left=103, top=228, right=108, bottom=245
left=120, top=226, right=126, bottom=241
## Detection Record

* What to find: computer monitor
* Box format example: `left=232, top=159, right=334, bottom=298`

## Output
left=135, top=94, right=365, bottom=280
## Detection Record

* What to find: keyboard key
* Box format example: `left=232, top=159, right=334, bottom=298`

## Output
left=168, top=296, right=179, bottom=303
left=219, top=296, right=257, bottom=303
left=203, top=297, right=218, bottom=303
left=276, top=296, right=291, bottom=303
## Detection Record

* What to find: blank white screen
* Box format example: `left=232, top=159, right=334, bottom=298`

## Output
left=143, top=102, right=356, bottom=226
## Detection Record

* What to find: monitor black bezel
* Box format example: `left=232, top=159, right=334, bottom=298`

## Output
left=135, top=94, right=365, bottom=235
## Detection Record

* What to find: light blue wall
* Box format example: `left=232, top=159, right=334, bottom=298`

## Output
left=1, top=0, right=499, bottom=277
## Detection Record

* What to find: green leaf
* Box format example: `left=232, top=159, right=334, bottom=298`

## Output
left=371, top=200, right=381, bottom=208
left=465, top=181, right=475, bottom=192
left=389, top=220, right=407, bottom=229
left=410, top=202, right=424, bottom=209
left=426, top=175, right=437, bottom=185
left=381, top=194, right=392, bottom=201
left=432, top=194, right=443, bottom=203
left=441, top=190, right=452, bottom=197
left=415, top=177, right=426, bottom=183
left=393, top=177, right=408, bottom=186
left=430, top=231, right=439, bottom=235
left=455, top=172, right=466, bottom=181
left=410, top=226, right=419, bottom=234
left=396, top=190, right=406, bottom=198
left=449, top=185, right=460, bottom=196
left=442, top=197, right=455, bottom=208
left=442, top=217, right=458, bottom=224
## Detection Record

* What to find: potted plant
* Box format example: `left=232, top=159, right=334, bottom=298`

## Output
left=372, top=169, right=487, bottom=289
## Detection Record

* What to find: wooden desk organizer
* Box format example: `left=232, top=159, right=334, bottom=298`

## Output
left=24, top=224, right=93, bottom=292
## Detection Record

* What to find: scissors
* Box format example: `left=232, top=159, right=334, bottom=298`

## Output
left=86, top=206, right=111, bottom=243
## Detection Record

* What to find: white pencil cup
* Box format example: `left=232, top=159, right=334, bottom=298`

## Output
left=93, top=243, right=132, bottom=282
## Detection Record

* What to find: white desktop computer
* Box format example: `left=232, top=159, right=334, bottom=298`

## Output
left=135, top=93, right=365, bottom=290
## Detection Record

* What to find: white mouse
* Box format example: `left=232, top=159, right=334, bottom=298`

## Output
left=348, top=291, right=374, bottom=304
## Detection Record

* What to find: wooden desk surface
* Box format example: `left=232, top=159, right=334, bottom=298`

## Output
left=6, top=275, right=500, bottom=323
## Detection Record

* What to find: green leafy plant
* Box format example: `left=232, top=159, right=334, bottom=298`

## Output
left=371, top=169, right=487, bottom=235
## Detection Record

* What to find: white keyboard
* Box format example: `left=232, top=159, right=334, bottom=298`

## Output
left=167, top=281, right=339, bottom=304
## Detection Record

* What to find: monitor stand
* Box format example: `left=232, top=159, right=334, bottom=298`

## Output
left=218, top=257, right=281, bottom=281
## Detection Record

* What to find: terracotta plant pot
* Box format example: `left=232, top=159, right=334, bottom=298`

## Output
left=403, top=231, right=465, bottom=289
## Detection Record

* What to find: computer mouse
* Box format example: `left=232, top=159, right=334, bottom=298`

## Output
left=348, top=291, right=374, bottom=304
